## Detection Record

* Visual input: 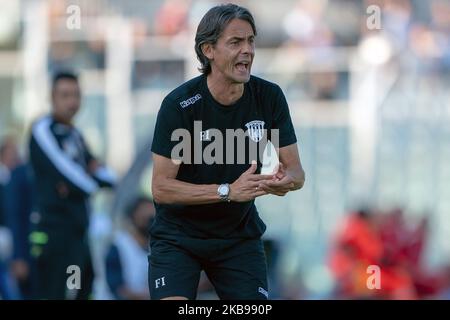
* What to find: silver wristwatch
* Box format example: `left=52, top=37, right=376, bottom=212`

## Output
left=217, top=183, right=231, bottom=202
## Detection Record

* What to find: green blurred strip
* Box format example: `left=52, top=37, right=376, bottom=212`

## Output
left=29, top=231, right=48, bottom=245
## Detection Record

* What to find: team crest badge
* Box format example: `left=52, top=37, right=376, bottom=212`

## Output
left=245, top=120, right=265, bottom=142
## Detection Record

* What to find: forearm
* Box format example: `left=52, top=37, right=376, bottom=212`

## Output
left=153, top=178, right=221, bottom=205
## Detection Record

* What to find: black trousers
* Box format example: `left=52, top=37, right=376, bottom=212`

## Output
left=31, top=223, right=94, bottom=300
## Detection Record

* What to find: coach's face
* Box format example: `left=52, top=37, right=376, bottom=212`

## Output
left=206, top=18, right=255, bottom=83
left=52, top=79, right=81, bottom=124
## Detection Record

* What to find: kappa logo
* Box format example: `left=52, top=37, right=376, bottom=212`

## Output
left=245, top=120, right=265, bottom=142
left=180, top=94, right=202, bottom=108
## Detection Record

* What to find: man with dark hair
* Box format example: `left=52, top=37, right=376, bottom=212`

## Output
left=52, top=72, right=78, bottom=87
left=150, top=4, right=305, bottom=300
left=29, top=71, right=116, bottom=299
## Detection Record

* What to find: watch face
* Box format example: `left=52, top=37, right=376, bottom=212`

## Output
left=219, top=185, right=229, bottom=196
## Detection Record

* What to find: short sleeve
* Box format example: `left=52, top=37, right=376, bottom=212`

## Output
left=272, top=86, right=297, bottom=148
left=151, top=97, right=186, bottom=159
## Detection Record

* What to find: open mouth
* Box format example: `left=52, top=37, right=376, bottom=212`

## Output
left=235, top=62, right=250, bottom=72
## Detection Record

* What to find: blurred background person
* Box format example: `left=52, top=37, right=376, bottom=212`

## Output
left=0, top=137, right=20, bottom=178
left=328, top=208, right=386, bottom=299
left=105, top=196, right=154, bottom=300
left=28, top=72, right=116, bottom=300
left=0, top=137, right=21, bottom=299
left=0, top=138, right=18, bottom=235
left=327, top=207, right=441, bottom=299
left=0, top=136, right=34, bottom=299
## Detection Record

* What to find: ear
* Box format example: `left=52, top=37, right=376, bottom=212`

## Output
left=201, top=43, right=214, bottom=60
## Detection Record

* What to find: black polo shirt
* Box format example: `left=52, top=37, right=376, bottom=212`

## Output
left=151, top=74, right=297, bottom=239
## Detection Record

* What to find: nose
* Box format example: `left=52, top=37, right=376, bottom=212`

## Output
left=241, top=40, right=255, bottom=56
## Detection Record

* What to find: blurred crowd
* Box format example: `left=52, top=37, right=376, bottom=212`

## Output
left=278, top=0, right=450, bottom=100
left=328, top=208, right=450, bottom=299
left=44, top=0, right=450, bottom=99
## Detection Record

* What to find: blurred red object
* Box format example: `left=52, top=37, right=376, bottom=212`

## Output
left=328, top=209, right=419, bottom=299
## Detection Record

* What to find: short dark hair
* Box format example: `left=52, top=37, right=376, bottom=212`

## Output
left=52, top=71, right=78, bottom=90
left=125, top=196, right=154, bottom=219
left=195, top=3, right=257, bottom=75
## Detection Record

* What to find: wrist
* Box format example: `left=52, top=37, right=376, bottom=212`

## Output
left=217, top=183, right=231, bottom=202
left=228, top=183, right=235, bottom=201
